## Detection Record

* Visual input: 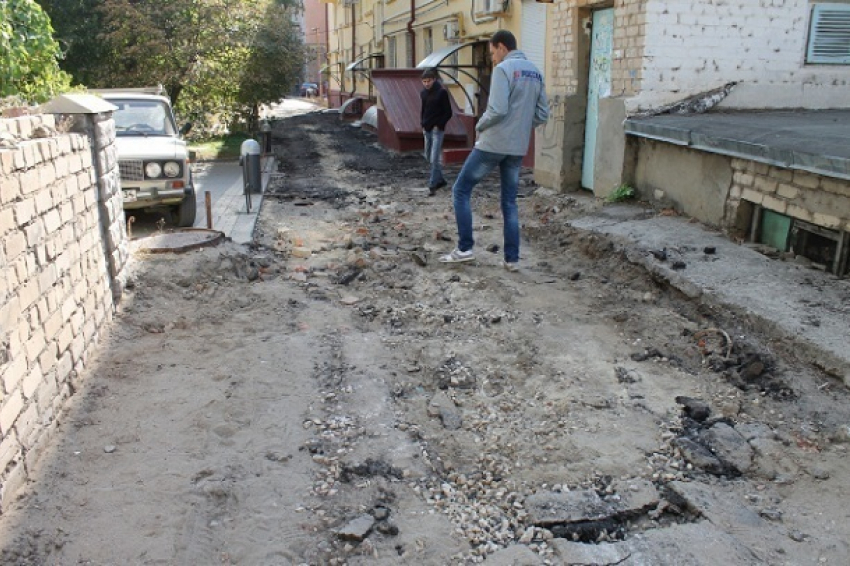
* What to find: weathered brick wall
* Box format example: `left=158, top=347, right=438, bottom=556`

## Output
left=0, top=112, right=127, bottom=509
left=633, top=0, right=849, bottom=111
left=538, top=0, right=647, bottom=190
left=728, top=160, right=850, bottom=233
left=549, top=0, right=848, bottom=114
left=548, top=0, right=646, bottom=98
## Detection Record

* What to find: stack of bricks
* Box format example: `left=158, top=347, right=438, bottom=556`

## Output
left=728, top=158, right=850, bottom=233
left=0, top=112, right=124, bottom=509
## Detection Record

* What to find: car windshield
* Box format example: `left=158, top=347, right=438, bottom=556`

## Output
left=110, top=99, right=177, bottom=136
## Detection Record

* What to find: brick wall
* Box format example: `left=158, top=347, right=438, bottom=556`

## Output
left=0, top=111, right=127, bottom=509
left=728, top=160, right=850, bottom=234
left=549, top=0, right=849, bottom=114
left=548, top=0, right=647, bottom=98
left=631, top=0, right=850, bottom=111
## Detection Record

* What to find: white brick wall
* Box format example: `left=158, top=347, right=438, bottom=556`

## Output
left=629, top=0, right=850, bottom=111
left=0, top=112, right=127, bottom=510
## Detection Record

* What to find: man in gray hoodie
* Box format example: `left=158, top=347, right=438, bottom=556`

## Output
left=439, top=29, right=549, bottom=271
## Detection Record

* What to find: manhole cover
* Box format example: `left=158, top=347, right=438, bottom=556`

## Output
left=132, top=228, right=225, bottom=253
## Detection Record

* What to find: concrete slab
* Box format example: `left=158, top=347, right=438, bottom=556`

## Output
left=569, top=209, right=850, bottom=385
left=484, top=544, right=543, bottom=565
left=551, top=522, right=762, bottom=565
left=525, top=490, right=610, bottom=525
left=625, top=110, right=850, bottom=180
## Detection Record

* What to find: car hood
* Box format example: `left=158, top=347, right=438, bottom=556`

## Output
left=114, top=136, right=188, bottom=161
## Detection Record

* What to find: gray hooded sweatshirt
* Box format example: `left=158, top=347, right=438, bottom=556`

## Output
left=475, top=50, right=549, bottom=156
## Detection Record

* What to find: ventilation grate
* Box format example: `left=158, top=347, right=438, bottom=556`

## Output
left=806, top=4, right=850, bottom=64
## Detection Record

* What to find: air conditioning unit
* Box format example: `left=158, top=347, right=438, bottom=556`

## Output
left=475, top=0, right=509, bottom=16
left=443, top=22, right=460, bottom=40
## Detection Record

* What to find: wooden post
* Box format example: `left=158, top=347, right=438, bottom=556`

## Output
left=205, top=191, right=212, bottom=229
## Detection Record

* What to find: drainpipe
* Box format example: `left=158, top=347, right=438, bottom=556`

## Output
left=350, top=2, right=357, bottom=98
left=407, top=0, right=416, bottom=66
left=324, top=4, right=330, bottom=98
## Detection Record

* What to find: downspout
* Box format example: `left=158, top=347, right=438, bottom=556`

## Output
left=324, top=3, right=330, bottom=98
left=407, top=0, right=416, bottom=67
left=350, top=2, right=357, bottom=98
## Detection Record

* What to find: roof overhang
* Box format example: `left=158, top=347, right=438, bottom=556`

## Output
left=416, top=41, right=487, bottom=69
left=346, top=54, right=385, bottom=72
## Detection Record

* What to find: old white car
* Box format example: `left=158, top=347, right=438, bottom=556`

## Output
left=97, top=87, right=196, bottom=227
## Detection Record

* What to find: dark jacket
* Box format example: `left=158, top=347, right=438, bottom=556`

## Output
left=420, top=81, right=453, bottom=132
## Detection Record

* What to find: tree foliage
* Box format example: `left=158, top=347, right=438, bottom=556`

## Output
left=34, top=0, right=108, bottom=88
left=1, top=0, right=71, bottom=103
left=39, top=0, right=304, bottom=134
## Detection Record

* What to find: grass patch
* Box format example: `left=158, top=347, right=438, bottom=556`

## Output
left=188, top=133, right=253, bottom=161
left=605, top=184, right=636, bottom=203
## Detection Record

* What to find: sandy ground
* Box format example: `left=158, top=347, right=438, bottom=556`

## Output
left=1, top=104, right=849, bottom=565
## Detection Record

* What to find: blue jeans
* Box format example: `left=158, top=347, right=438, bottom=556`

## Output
left=423, top=128, right=446, bottom=188
left=452, top=149, right=523, bottom=263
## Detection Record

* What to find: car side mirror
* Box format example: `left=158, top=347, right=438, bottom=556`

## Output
left=179, top=122, right=193, bottom=136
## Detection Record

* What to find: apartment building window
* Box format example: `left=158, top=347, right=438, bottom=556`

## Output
left=424, top=28, right=433, bottom=56
left=444, top=40, right=460, bottom=81
left=405, top=33, right=414, bottom=67
left=806, top=3, right=850, bottom=63
left=387, top=36, right=397, bottom=68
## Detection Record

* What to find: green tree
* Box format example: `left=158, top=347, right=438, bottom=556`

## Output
left=236, top=1, right=304, bottom=130
left=1, top=0, right=71, bottom=102
left=86, top=0, right=303, bottom=133
left=35, top=0, right=107, bottom=88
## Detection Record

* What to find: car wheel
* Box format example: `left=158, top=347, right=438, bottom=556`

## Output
left=176, top=191, right=197, bottom=227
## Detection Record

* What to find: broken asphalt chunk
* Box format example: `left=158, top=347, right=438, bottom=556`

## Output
left=672, top=437, right=726, bottom=475
left=631, top=347, right=664, bottom=362
left=525, top=490, right=611, bottom=526
left=410, top=251, right=427, bottom=266
left=335, top=267, right=361, bottom=285
left=675, top=396, right=711, bottom=422
left=335, top=514, right=375, bottom=541
left=701, top=422, right=753, bottom=474
left=484, top=544, right=542, bottom=565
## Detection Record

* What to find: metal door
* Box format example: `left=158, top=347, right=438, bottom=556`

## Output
left=582, top=8, right=614, bottom=190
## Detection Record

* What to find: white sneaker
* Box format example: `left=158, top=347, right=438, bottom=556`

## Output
left=439, top=249, right=475, bottom=263
left=502, top=260, right=519, bottom=272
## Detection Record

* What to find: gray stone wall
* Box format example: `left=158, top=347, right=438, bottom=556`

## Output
left=0, top=111, right=127, bottom=509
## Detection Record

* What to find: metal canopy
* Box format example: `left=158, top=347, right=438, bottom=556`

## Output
left=346, top=54, right=384, bottom=72
left=416, top=40, right=490, bottom=112
left=416, top=41, right=486, bottom=69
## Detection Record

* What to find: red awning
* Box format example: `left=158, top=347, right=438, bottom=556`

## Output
left=370, top=69, right=467, bottom=139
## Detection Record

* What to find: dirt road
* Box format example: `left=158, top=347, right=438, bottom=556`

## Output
left=1, top=108, right=849, bottom=565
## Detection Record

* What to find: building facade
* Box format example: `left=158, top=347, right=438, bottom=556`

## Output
left=320, top=0, right=850, bottom=272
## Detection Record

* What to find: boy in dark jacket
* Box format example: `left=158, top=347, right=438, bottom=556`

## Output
left=420, top=68, right=454, bottom=195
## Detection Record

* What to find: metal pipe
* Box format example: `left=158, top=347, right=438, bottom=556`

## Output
left=205, top=191, right=212, bottom=229
left=407, top=0, right=416, bottom=66
left=350, top=2, right=357, bottom=98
